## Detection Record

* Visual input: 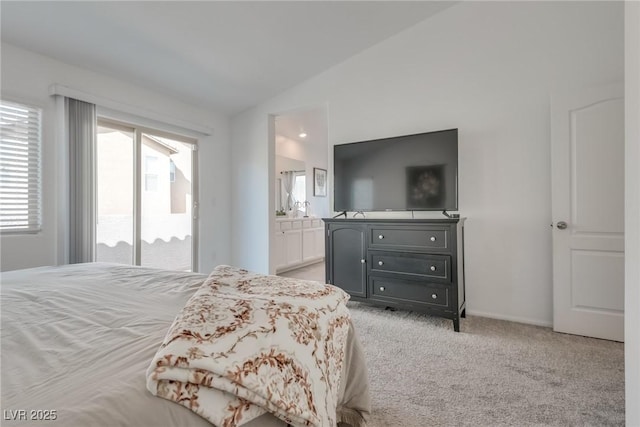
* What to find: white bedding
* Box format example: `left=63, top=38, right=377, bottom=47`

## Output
left=0, top=263, right=370, bottom=427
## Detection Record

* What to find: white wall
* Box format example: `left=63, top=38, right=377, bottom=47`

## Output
left=304, top=132, right=330, bottom=220
left=0, top=43, right=232, bottom=273
left=276, top=136, right=306, bottom=165
left=231, top=2, right=624, bottom=325
left=625, top=2, right=640, bottom=425
left=231, top=110, right=272, bottom=273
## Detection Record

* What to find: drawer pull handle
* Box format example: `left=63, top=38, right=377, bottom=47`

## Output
left=431, top=293, right=438, bottom=299
left=378, top=261, right=384, bottom=266
left=378, top=234, right=384, bottom=240
left=380, top=286, right=386, bottom=292
left=430, top=236, right=437, bottom=242
left=430, top=266, right=436, bottom=272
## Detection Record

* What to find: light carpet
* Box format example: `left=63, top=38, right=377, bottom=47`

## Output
left=346, top=302, right=624, bottom=427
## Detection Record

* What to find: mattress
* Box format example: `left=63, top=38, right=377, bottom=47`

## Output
left=0, top=263, right=370, bottom=426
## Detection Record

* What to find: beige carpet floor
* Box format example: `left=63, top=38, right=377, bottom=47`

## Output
left=281, top=263, right=625, bottom=426
left=348, top=302, right=624, bottom=427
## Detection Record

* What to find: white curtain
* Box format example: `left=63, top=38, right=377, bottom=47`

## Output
left=68, top=98, right=97, bottom=263
left=281, top=171, right=295, bottom=211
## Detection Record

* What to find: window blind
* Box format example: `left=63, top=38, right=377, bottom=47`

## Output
left=67, top=98, right=96, bottom=263
left=0, top=100, right=42, bottom=233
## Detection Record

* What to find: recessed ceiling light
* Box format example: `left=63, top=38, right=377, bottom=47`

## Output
left=298, top=132, right=307, bottom=138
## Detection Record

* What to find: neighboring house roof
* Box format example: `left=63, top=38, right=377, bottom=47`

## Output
left=144, top=134, right=179, bottom=154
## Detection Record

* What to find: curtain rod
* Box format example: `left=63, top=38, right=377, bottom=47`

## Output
left=280, top=170, right=304, bottom=174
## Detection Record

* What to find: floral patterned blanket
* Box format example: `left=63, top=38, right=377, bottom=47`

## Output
left=146, top=265, right=352, bottom=427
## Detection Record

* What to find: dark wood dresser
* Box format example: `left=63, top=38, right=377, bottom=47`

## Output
left=323, top=218, right=466, bottom=331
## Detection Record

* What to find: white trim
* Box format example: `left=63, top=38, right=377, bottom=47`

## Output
left=48, top=84, right=213, bottom=137
left=465, top=310, right=553, bottom=328
left=625, top=2, right=640, bottom=425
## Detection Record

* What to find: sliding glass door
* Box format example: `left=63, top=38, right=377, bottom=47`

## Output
left=140, top=134, right=194, bottom=270
left=96, top=120, right=197, bottom=271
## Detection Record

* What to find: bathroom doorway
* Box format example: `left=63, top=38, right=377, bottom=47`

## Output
left=271, top=106, right=329, bottom=275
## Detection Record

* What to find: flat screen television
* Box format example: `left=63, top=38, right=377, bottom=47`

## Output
left=333, top=128, right=458, bottom=212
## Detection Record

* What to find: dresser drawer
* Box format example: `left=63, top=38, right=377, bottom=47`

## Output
left=369, top=226, right=449, bottom=250
left=369, top=251, right=450, bottom=282
left=369, top=276, right=450, bottom=308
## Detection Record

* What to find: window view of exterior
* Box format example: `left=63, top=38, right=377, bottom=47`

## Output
left=96, top=123, right=194, bottom=271
left=96, top=124, right=134, bottom=264
left=140, top=133, right=193, bottom=270
left=292, top=172, right=306, bottom=209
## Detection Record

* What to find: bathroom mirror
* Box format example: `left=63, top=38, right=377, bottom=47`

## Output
left=275, top=155, right=306, bottom=215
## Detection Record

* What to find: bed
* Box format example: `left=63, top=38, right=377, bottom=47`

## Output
left=1, top=263, right=370, bottom=426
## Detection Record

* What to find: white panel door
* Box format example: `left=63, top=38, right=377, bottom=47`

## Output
left=551, top=84, right=624, bottom=341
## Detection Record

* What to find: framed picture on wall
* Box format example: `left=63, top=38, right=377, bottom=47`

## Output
left=313, top=167, right=327, bottom=197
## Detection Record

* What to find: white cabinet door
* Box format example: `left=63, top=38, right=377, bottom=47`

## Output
left=303, top=228, right=325, bottom=262
left=284, top=229, right=303, bottom=266
left=274, top=232, right=286, bottom=271
left=302, top=229, right=316, bottom=262
left=276, top=223, right=324, bottom=273
left=313, top=228, right=325, bottom=259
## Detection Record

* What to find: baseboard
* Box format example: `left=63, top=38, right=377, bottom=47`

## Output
left=275, top=258, right=324, bottom=275
left=466, top=309, right=553, bottom=328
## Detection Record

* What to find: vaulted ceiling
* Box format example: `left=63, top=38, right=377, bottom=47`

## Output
left=1, top=1, right=455, bottom=115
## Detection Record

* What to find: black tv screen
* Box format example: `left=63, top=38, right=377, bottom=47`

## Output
left=333, top=129, right=458, bottom=212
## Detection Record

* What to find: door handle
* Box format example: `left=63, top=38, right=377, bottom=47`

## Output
left=556, top=221, right=568, bottom=230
